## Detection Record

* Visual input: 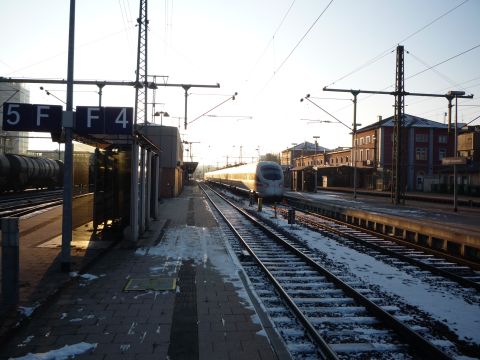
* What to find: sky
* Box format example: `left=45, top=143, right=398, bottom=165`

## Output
left=1, top=0, right=479, bottom=166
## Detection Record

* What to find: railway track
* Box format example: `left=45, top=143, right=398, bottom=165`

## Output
left=0, top=190, right=66, bottom=217
left=201, top=183, right=460, bottom=359
left=277, top=205, right=480, bottom=292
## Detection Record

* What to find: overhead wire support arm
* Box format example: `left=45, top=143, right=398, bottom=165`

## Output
left=323, top=86, right=474, bottom=99
left=300, top=94, right=351, bottom=130
left=145, top=82, right=220, bottom=130
left=0, top=77, right=221, bottom=131
left=188, top=92, right=237, bottom=127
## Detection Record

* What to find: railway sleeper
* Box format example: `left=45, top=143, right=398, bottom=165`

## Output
left=302, top=306, right=370, bottom=315
left=309, top=316, right=380, bottom=325
left=282, top=284, right=337, bottom=291
left=274, top=276, right=327, bottom=282
left=260, top=261, right=305, bottom=266
left=290, top=289, right=345, bottom=297
left=269, top=270, right=319, bottom=277
left=330, top=342, right=409, bottom=354
left=325, top=329, right=392, bottom=338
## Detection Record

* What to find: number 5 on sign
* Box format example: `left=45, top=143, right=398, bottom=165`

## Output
left=2, top=102, right=62, bottom=132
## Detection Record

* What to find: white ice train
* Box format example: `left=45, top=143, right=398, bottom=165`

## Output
left=204, top=161, right=284, bottom=200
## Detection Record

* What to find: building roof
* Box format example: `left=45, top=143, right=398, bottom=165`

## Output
left=359, top=113, right=449, bottom=132
left=288, top=141, right=329, bottom=152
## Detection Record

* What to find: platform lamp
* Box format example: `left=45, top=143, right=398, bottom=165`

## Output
left=313, top=136, right=320, bottom=192
left=154, top=111, right=169, bottom=126
left=291, top=143, right=297, bottom=167
left=447, top=90, right=465, bottom=212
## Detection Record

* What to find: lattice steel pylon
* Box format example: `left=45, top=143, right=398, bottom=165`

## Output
left=391, top=45, right=405, bottom=205
left=130, top=0, right=149, bottom=240
left=134, top=0, right=148, bottom=125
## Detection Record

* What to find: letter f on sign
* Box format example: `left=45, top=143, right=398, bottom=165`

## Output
left=87, top=107, right=100, bottom=128
left=36, top=105, right=50, bottom=126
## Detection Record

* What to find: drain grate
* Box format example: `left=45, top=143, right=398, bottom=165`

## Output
left=123, top=277, right=177, bottom=291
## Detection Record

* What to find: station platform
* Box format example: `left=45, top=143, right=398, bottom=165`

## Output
left=0, top=185, right=289, bottom=360
left=285, top=189, right=480, bottom=260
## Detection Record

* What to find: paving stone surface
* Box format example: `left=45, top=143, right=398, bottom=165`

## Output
left=0, top=185, right=287, bottom=360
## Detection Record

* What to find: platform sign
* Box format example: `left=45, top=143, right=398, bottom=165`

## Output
left=442, top=157, right=467, bottom=165
left=75, top=106, right=132, bottom=135
left=75, top=106, right=104, bottom=134
left=104, top=107, right=133, bottom=135
left=2, top=102, right=62, bottom=132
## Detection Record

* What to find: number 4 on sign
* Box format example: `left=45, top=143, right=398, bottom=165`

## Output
left=105, top=107, right=132, bottom=135
left=115, top=108, right=128, bottom=128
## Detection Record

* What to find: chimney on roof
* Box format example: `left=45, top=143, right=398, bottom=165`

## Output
left=378, top=115, right=382, bottom=122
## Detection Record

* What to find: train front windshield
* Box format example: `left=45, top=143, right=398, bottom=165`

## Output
left=260, top=166, right=282, bottom=180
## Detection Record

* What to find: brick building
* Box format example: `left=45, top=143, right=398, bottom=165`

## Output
left=354, top=114, right=455, bottom=191
left=280, top=141, right=328, bottom=168
left=288, top=114, right=468, bottom=193
left=444, top=125, right=480, bottom=195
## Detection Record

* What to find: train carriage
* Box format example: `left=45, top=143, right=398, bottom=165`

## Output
left=205, top=161, right=284, bottom=200
left=0, top=154, right=63, bottom=192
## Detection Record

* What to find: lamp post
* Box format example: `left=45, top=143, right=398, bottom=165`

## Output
left=154, top=111, right=169, bottom=126
left=301, top=94, right=356, bottom=197
left=313, top=136, right=319, bottom=192
left=352, top=91, right=359, bottom=199
left=291, top=143, right=297, bottom=167
left=447, top=90, right=465, bottom=212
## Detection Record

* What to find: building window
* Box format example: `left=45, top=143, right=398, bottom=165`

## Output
left=416, top=147, right=427, bottom=160
left=360, top=150, right=363, bottom=161
left=366, top=149, right=370, bottom=160
left=439, top=148, right=446, bottom=160
left=366, top=136, right=371, bottom=144
left=360, top=137, right=364, bottom=145
left=416, top=133, right=428, bottom=142
left=438, top=135, right=448, bottom=144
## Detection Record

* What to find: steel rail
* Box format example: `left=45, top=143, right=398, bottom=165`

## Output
left=0, top=200, right=63, bottom=218
left=202, top=184, right=452, bottom=360
left=286, top=196, right=480, bottom=270
left=201, top=184, right=339, bottom=360
left=0, top=196, right=62, bottom=211
left=282, top=204, right=480, bottom=291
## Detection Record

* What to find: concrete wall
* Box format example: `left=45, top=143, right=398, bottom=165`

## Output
left=141, top=125, right=184, bottom=198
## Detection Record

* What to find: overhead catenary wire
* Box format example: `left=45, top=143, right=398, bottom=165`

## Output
left=325, top=0, right=470, bottom=88
left=273, top=0, right=334, bottom=78
left=406, top=43, right=480, bottom=81
left=408, top=52, right=459, bottom=88
left=6, top=28, right=135, bottom=77
left=407, top=74, right=480, bottom=108
left=255, top=0, right=334, bottom=97
left=188, top=93, right=238, bottom=125
left=118, top=0, right=134, bottom=48
left=462, top=113, right=480, bottom=127
left=245, top=0, right=297, bottom=82
left=321, top=44, right=479, bottom=119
